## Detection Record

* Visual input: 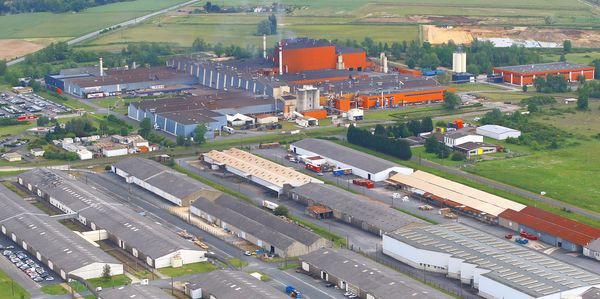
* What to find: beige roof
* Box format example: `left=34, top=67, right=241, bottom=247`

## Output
left=204, top=148, right=318, bottom=188
left=390, top=171, right=525, bottom=216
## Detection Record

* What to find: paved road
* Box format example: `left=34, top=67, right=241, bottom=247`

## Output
left=7, top=0, right=198, bottom=66
left=80, top=172, right=346, bottom=299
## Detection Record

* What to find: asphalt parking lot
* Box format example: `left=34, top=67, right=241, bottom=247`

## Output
left=0, top=90, right=71, bottom=119
left=0, top=234, right=62, bottom=286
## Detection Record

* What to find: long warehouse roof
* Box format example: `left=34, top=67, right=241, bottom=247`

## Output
left=389, top=170, right=525, bottom=217
left=98, top=284, right=175, bottom=299
left=19, top=168, right=200, bottom=259
left=301, top=248, right=451, bottom=299
left=113, top=157, right=208, bottom=201
left=0, top=184, right=119, bottom=274
left=192, top=192, right=324, bottom=249
left=187, top=270, right=288, bottom=299
left=387, top=223, right=600, bottom=298
left=203, top=148, right=319, bottom=188
left=493, top=62, right=592, bottom=74
left=291, top=183, right=426, bottom=232
left=499, top=206, right=600, bottom=246
left=292, top=138, right=412, bottom=175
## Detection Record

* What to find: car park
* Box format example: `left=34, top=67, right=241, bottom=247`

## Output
left=1, top=239, right=59, bottom=285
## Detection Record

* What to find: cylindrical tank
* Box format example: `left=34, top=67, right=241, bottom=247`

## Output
left=460, top=52, right=467, bottom=73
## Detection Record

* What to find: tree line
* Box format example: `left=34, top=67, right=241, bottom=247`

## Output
left=0, top=0, right=132, bottom=14
left=347, top=125, right=412, bottom=160
left=192, top=38, right=258, bottom=59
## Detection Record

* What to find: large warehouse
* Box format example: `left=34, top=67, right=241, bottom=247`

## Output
left=0, top=184, right=123, bottom=280
left=191, top=191, right=329, bottom=257
left=300, top=248, right=451, bottom=299
left=98, top=284, right=175, bottom=299
left=389, top=170, right=526, bottom=222
left=383, top=223, right=600, bottom=299
left=112, top=157, right=209, bottom=206
left=19, top=168, right=207, bottom=269
left=202, top=148, right=322, bottom=195
left=291, top=138, right=413, bottom=181
left=476, top=124, right=521, bottom=140
left=499, top=206, right=600, bottom=252
left=492, top=62, right=595, bottom=86
left=288, top=183, right=426, bottom=236
left=184, top=270, right=288, bottom=299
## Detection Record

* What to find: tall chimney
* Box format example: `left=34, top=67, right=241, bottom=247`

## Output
left=383, top=54, right=388, bottom=74
left=99, top=57, right=104, bottom=77
left=263, top=34, right=267, bottom=59
left=278, top=42, right=283, bottom=75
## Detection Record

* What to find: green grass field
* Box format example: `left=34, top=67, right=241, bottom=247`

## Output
left=0, top=121, right=35, bottom=137
left=0, top=269, right=29, bottom=299
left=40, top=284, right=68, bottom=295
left=542, top=51, right=600, bottom=65
left=159, top=262, right=216, bottom=277
left=0, top=0, right=189, bottom=39
left=411, top=146, right=465, bottom=168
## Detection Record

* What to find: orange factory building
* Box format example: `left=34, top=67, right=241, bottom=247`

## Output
left=493, top=62, right=595, bottom=86
left=272, top=38, right=373, bottom=74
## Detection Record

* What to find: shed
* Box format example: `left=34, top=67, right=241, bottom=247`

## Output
left=476, top=125, right=521, bottom=140
left=2, top=152, right=22, bottom=162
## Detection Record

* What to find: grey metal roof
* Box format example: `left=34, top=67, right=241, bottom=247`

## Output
left=454, top=142, right=496, bottom=151
left=113, top=157, right=208, bottom=201
left=387, top=223, right=600, bottom=298
left=586, top=239, right=600, bottom=252
left=582, top=287, right=600, bottom=299
left=192, top=193, right=324, bottom=250
left=19, top=168, right=200, bottom=260
left=291, top=183, right=426, bottom=232
left=98, top=284, right=175, bottom=299
left=494, top=62, right=590, bottom=74
left=477, top=124, right=519, bottom=134
left=0, top=184, right=119, bottom=274
left=300, top=248, right=451, bottom=299
left=187, top=270, right=288, bottom=299
left=292, top=138, right=410, bottom=175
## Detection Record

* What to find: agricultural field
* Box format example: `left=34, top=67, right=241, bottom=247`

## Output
left=0, top=0, right=189, bottom=57
left=541, top=51, right=600, bottom=65
left=466, top=101, right=600, bottom=213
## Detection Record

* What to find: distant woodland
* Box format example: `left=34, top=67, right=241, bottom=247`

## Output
left=0, top=0, right=132, bottom=14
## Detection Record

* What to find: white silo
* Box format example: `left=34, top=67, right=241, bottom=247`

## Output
left=460, top=52, right=467, bottom=73
left=452, top=52, right=459, bottom=73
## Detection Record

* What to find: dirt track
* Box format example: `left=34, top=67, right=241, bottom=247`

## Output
left=0, top=39, right=44, bottom=60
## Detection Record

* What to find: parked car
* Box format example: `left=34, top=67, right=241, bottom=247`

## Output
left=45, top=276, right=54, bottom=281
left=2, top=250, right=11, bottom=256
left=33, top=277, right=43, bottom=282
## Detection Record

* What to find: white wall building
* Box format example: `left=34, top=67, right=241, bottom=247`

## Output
left=443, top=132, right=483, bottom=148
left=291, top=138, right=413, bottom=182
left=476, top=125, right=521, bottom=140
left=296, top=85, right=320, bottom=112
left=383, top=223, right=600, bottom=299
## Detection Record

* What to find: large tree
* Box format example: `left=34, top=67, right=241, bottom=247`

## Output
left=256, top=20, right=272, bottom=36
left=268, top=14, right=277, bottom=34
left=443, top=91, right=461, bottom=110
left=194, top=124, right=207, bottom=144
left=139, top=118, right=152, bottom=138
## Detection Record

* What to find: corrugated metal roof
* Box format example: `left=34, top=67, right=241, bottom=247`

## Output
left=499, top=206, right=600, bottom=246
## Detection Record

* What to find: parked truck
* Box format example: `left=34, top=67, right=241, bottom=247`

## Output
left=285, top=286, right=302, bottom=298
left=305, top=163, right=321, bottom=173
left=332, top=168, right=352, bottom=176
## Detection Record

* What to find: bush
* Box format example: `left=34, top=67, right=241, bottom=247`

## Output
left=273, top=205, right=288, bottom=217
left=451, top=152, right=466, bottom=161
left=347, top=125, right=412, bottom=160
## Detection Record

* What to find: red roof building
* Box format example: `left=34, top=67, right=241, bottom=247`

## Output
left=493, top=62, right=594, bottom=86
left=499, top=206, right=600, bottom=251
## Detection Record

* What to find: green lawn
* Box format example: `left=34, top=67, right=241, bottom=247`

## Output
left=288, top=215, right=347, bottom=248
left=228, top=258, right=249, bottom=268
left=542, top=51, right=600, bottom=65
left=40, top=284, right=68, bottom=295
left=450, top=83, right=511, bottom=93
left=0, top=269, right=30, bottom=299
left=0, top=0, right=190, bottom=39
left=0, top=121, right=36, bottom=137
left=38, top=91, right=95, bottom=112
left=411, top=146, right=466, bottom=168
left=278, top=263, right=300, bottom=270
left=87, top=274, right=131, bottom=289
left=93, top=97, right=145, bottom=114
left=159, top=262, right=217, bottom=277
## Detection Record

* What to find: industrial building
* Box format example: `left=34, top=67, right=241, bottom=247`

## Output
left=112, top=157, right=209, bottom=206
left=492, top=62, right=594, bottom=86
left=288, top=183, right=426, bottom=235
left=389, top=170, right=526, bottom=222
left=0, top=184, right=123, bottom=280
left=127, top=90, right=281, bottom=139
left=202, top=148, right=322, bottom=195
left=476, top=124, right=522, bottom=140
left=184, top=270, right=288, bottom=299
left=46, top=64, right=197, bottom=98
left=453, top=142, right=497, bottom=157
left=18, top=168, right=207, bottom=269
left=383, top=223, right=600, bottom=299
left=191, top=191, right=329, bottom=257
left=291, top=138, right=413, bottom=181
left=443, top=131, right=483, bottom=148
left=499, top=206, right=600, bottom=253
left=98, top=284, right=175, bottom=299
left=585, top=239, right=600, bottom=262
left=272, top=38, right=372, bottom=73
left=300, top=248, right=451, bottom=299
